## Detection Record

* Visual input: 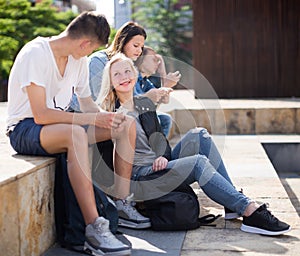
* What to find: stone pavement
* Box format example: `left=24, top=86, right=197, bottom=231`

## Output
left=1, top=90, right=300, bottom=255
left=43, top=134, right=300, bottom=256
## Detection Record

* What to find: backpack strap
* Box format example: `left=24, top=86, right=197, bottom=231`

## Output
left=198, top=214, right=222, bottom=227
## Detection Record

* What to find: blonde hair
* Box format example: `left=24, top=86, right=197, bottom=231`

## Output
left=97, top=53, right=138, bottom=111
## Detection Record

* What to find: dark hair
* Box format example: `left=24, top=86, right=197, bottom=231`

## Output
left=66, top=11, right=110, bottom=45
left=106, top=21, right=147, bottom=58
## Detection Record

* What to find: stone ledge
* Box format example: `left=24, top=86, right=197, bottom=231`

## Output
left=0, top=156, right=56, bottom=256
left=0, top=111, right=56, bottom=256
left=158, top=90, right=300, bottom=135
left=0, top=102, right=56, bottom=186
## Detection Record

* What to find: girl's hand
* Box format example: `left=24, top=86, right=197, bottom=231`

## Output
left=152, top=156, right=168, bottom=171
left=144, top=88, right=166, bottom=103
left=144, top=88, right=172, bottom=104
left=158, top=87, right=173, bottom=104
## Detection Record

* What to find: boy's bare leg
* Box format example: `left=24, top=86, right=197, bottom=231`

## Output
left=88, top=117, right=136, bottom=199
left=40, top=117, right=135, bottom=224
left=40, top=124, right=99, bottom=225
left=113, top=118, right=136, bottom=199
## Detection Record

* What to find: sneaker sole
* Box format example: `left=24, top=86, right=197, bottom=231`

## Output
left=224, top=212, right=240, bottom=220
left=118, top=218, right=151, bottom=229
left=84, top=241, right=131, bottom=256
left=240, top=224, right=291, bottom=236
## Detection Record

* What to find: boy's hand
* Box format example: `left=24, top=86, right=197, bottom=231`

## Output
left=95, top=112, right=126, bottom=130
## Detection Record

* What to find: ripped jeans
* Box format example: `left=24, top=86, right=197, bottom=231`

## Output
left=135, top=127, right=252, bottom=216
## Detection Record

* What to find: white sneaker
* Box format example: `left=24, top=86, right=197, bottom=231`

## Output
left=84, top=217, right=131, bottom=256
left=115, top=199, right=151, bottom=229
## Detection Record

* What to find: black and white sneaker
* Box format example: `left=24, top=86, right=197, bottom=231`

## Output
left=241, top=204, right=291, bottom=236
left=84, top=217, right=131, bottom=256
left=115, top=199, right=151, bottom=229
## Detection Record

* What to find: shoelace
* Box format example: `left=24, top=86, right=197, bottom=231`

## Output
left=260, top=204, right=279, bottom=223
left=122, top=201, right=141, bottom=219
left=125, top=193, right=135, bottom=203
left=94, top=220, right=114, bottom=238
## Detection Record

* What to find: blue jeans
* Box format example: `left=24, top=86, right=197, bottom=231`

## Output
left=133, top=127, right=252, bottom=216
left=157, top=111, right=172, bottom=138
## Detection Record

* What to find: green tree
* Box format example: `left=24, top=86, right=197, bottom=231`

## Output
left=0, top=0, right=76, bottom=81
left=131, top=0, right=192, bottom=64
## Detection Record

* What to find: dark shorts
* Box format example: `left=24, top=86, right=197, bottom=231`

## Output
left=9, top=118, right=52, bottom=156
left=9, top=117, right=90, bottom=156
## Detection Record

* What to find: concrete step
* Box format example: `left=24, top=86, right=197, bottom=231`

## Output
left=159, top=90, right=300, bottom=136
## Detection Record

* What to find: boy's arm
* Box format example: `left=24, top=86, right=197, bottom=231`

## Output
left=26, top=82, right=95, bottom=126
left=156, top=54, right=167, bottom=81
left=78, top=96, right=100, bottom=113
left=26, top=82, right=126, bottom=130
left=155, top=54, right=181, bottom=88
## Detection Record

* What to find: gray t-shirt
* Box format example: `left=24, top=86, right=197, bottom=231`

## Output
left=128, top=110, right=157, bottom=167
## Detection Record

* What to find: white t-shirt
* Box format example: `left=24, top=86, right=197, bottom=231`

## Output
left=6, top=36, right=91, bottom=127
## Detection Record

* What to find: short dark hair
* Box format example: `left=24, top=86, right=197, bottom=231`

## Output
left=66, top=11, right=110, bottom=45
left=107, top=21, right=147, bottom=58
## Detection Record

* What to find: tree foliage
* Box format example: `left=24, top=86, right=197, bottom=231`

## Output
left=131, top=0, right=192, bottom=64
left=0, top=0, right=76, bottom=80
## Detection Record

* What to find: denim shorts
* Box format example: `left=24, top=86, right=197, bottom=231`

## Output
left=9, top=118, right=90, bottom=156
left=9, top=118, right=52, bottom=156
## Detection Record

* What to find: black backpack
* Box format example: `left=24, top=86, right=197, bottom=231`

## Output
left=54, top=141, right=118, bottom=252
left=136, top=169, right=221, bottom=231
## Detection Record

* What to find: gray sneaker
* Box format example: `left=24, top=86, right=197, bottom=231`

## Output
left=115, top=199, right=151, bottom=229
left=84, top=216, right=131, bottom=256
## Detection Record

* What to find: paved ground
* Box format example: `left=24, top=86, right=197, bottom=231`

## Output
left=42, top=134, right=300, bottom=256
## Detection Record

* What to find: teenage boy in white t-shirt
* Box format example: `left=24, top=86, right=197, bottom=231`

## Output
left=6, top=11, right=133, bottom=256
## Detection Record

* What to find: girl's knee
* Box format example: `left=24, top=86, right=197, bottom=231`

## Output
left=195, top=154, right=209, bottom=165
left=195, top=154, right=216, bottom=186
left=183, top=127, right=210, bottom=144
left=190, top=127, right=210, bottom=138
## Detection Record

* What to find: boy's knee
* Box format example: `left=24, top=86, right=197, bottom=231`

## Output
left=125, top=116, right=136, bottom=130
left=71, top=125, right=88, bottom=141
